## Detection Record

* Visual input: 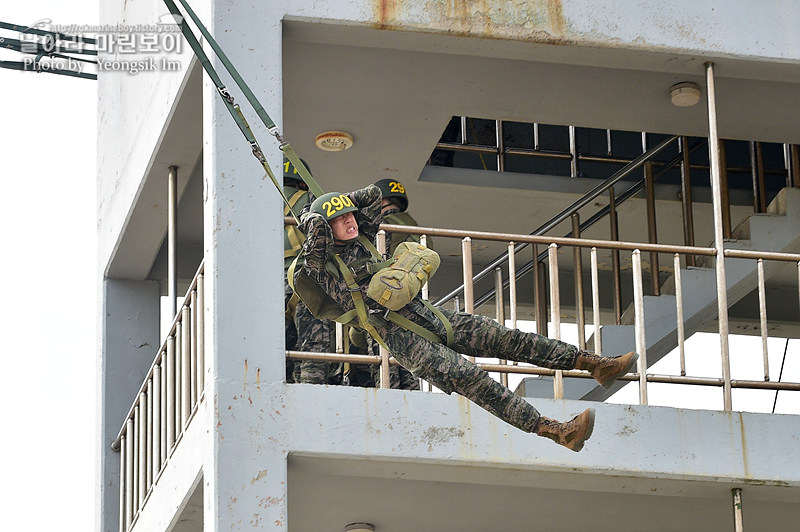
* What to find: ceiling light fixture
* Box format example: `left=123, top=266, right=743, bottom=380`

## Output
left=315, top=130, right=354, bottom=151
left=670, top=81, right=701, bottom=107
left=344, top=523, right=375, bottom=532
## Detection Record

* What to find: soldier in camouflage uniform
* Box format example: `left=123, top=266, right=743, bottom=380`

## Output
left=282, top=158, right=340, bottom=384
left=349, top=178, right=425, bottom=390
left=297, top=184, right=638, bottom=451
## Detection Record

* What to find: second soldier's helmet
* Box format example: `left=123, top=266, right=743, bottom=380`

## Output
left=374, top=178, right=409, bottom=212
left=310, top=192, right=358, bottom=222
left=283, top=157, right=311, bottom=186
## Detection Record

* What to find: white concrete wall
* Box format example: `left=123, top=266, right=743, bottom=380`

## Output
left=96, top=280, right=160, bottom=532
left=97, top=1, right=800, bottom=531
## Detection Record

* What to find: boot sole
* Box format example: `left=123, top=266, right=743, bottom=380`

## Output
left=571, top=409, right=595, bottom=452
left=601, top=352, right=639, bottom=389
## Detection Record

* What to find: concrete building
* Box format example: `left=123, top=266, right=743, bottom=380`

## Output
left=97, top=1, right=800, bottom=530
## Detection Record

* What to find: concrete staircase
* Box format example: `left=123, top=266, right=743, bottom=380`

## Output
left=517, top=187, right=800, bottom=402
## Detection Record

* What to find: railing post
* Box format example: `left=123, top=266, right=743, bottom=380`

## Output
left=166, top=336, right=175, bottom=451
left=571, top=214, right=586, bottom=349
left=137, top=401, right=145, bottom=509
left=146, top=380, right=153, bottom=490
left=181, top=306, right=191, bottom=426
left=507, top=242, right=519, bottom=386
left=532, top=244, right=548, bottom=336
left=757, top=259, right=770, bottom=382
left=494, top=267, right=508, bottom=387
left=168, top=165, right=178, bottom=318
left=632, top=250, right=648, bottom=405
left=119, top=433, right=127, bottom=532
left=125, top=419, right=133, bottom=528
left=376, top=230, right=391, bottom=388
left=732, top=488, right=744, bottom=532
left=706, top=61, right=733, bottom=411
left=462, top=237, right=475, bottom=362
left=190, top=290, right=198, bottom=408
left=590, top=247, right=602, bottom=355
left=674, top=254, right=687, bottom=377
left=548, top=244, right=564, bottom=399
left=152, top=365, right=161, bottom=475
left=174, top=322, right=182, bottom=438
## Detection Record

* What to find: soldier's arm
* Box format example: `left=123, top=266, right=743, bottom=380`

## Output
left=298, top=210, right=332, bottom=283
left=349, top=184, right=382, bottom=234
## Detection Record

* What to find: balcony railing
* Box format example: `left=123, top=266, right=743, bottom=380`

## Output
left=287, top=220, right=800, bottom=407
left=112, top=262, right=205, bottom=532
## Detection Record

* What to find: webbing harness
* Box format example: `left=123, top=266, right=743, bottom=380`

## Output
left=284, top=189, right=307, bottom=259
left=162, top=0, right=323, bottom=219
left=291, top=234, right=453, bottom=351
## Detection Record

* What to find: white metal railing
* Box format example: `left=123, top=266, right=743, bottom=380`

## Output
left=286, top=221, right=800, bottom=407
left=112, top=262, right=205, bottom=532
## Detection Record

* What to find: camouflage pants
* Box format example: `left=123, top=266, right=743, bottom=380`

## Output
left=292, top=299, right=341, bottom=384
left=376, top=308, right=578, bottom=433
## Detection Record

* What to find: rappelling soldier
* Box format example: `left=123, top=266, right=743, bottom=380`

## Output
left=290, top=184, right=638, bottom=451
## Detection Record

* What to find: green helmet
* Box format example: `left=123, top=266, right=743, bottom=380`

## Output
left=310, top=192, right=357, bottom=222
left=283, top=157, right=311, bottom=186
left=374, top=178, right=409, bottom=212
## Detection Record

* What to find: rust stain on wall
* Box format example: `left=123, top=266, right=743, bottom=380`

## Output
left=376, top=0, right=400, bottom=28
left=547, top=0, right=565, bottom=35
left=370, top=0, right=571, bottom=45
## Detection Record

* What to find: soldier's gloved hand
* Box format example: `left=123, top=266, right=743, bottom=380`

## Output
left=299, top=210, right=328, bottom=235
left=349, top=184, right=381, bottom=208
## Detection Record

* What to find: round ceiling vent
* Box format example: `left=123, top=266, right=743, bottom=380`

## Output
left=670, top=82, right=701, bottom=107
left=315, top=130, right=354, bottom=151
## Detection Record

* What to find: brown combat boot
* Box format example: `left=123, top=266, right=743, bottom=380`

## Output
left=576, top=351, right=639, bottom=389
left=534, top=409, right=595, bottom=452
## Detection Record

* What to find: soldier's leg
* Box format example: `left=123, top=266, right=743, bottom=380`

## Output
left=293, top=301, right=334, bottom=384
left=441, top=309, right=579, bottom=369
left=440, top=309, right=637, bottom=390
left=380, top=324, right=541, bottom=433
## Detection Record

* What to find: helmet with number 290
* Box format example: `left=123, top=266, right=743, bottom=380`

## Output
left=310, top=192, right=358, bottom=222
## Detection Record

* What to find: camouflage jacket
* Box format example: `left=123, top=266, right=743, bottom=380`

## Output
left=298, top=184, right=437, bottom=328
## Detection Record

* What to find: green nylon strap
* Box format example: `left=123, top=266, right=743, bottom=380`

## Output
left=166, top=0, right=324, bottom=199
left=0, top=60, right=97, bottom=80
left=357, top=234, right=383, bottom=260
left=420, top=299, right=454, bottom=348
left=161, top=0, right=312, bottom=218
left=334, top=255, right=390, bottom=352
left=0, top=20, right=97, bottom=44
left=383, top=310, right=442, bottom=346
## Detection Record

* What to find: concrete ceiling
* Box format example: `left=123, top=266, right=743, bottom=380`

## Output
left=285, top=455, right=798, bottom=532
